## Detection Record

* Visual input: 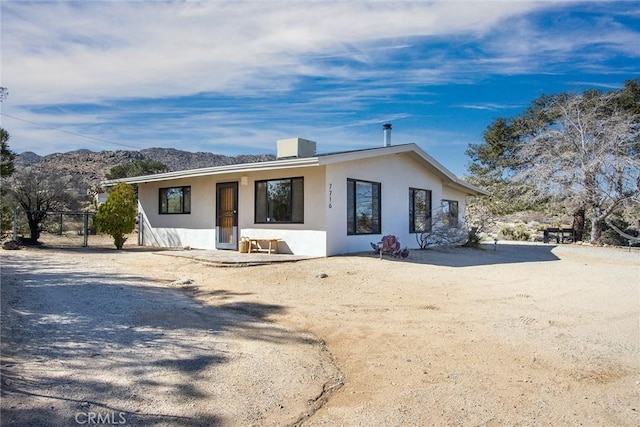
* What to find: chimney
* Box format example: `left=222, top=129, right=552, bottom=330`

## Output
left=383, top=123, right=392, bottom=147
left=276, top=137, right=317, bottom=159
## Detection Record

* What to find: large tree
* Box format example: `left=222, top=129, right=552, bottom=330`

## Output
left=5, top=167, right=76, bottom=243
left=467, top=80, right=640, bottom=242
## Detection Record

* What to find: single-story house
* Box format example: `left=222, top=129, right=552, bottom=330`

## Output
left=103, top=131, right=487, bottom=257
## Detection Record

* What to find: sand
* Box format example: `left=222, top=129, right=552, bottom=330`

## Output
left=2, top=240, right=639, bottom=426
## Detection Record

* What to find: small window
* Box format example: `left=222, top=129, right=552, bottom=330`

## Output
left=441, top=200, right=459, bottom=227
left=410, top=188, right=432, bottom=233
left=159, top=186, right=191, bottom=214
left=255, top=177, right=304, bottom=223
left=347, top=179, right=381, bottom=235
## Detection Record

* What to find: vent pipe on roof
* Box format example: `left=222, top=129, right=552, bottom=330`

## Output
left=383, top=123, right=392, bottom=147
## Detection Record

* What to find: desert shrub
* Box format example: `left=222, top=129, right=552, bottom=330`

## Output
left=417, top=225, right=468, bottom=247
left=535, top=224, right=548, bottom=232
left=499, top=224, right=531, bottom=241
left=599, top=229, right=628, bottom=246
left=463, top=226, right=483, bottom=248
left=599, top=217, right=638, bottom=246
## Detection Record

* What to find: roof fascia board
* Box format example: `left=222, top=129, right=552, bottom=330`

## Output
left=102, top=157, right=320, bottom=186
left=445, top=180, right=490, bottom=196
left=402, top=144, right=488, bottom=196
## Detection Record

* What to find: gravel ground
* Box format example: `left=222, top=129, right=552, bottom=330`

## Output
left=1, top=240, right=639, bottom=426
left=0, top=248, right=342, bottom=427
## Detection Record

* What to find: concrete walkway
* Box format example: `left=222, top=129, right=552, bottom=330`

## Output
left=156, top=249, right=317, bottom=266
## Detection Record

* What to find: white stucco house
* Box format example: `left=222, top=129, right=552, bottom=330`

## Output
left=103, top=132, right=487, bottom=257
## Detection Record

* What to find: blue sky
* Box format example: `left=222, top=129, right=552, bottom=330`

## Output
left=1, top=1, right=639, bottom=177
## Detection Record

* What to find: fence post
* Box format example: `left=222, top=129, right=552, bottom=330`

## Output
left=83, top=213, right=89, bottom=247
left=12, top=208, right=18, bottom=242
left=137, top=212, right=143, bottom=246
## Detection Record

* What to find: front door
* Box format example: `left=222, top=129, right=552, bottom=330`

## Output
left=216, top=182, right=238, bottom=250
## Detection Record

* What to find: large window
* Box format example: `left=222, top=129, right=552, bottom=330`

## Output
left=410, top=188, right=432, bottom=233
left=441, top=200, right=459, bottom=227
left=347, top=179, right=381, bottom=235
left=255, top=177, right=304, bottom=223
left=159, top=186, right=191, bottom=214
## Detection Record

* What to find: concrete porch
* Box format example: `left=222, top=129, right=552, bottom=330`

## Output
left=156, top=249, right=317, bottom=267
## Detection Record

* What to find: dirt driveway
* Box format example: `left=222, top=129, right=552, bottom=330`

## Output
left=2, top=241, right=639, bottom=426
left=0, top=248, right=341, bottom=426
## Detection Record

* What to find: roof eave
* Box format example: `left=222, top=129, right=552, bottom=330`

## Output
left=444, top=180, right=490, bottom=196
left=101, top=156, right=320, bottom=186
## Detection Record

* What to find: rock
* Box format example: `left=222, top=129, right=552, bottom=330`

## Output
left=2, top=240, right=19, bottom=250
left=171, top=278, right=193, bottom=286
left=316, top=273, right=329, bottom=279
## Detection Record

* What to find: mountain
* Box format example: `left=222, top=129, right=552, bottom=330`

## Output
left=13, top=147, right=276, bottom=192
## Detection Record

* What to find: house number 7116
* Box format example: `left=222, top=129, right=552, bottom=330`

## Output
left=328, top=183, right=332, bottom=208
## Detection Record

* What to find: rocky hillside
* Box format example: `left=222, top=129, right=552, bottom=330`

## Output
left=15, top=147, right=276, bottom=190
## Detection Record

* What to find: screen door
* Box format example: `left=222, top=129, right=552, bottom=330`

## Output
left=216, top=182, right=238, bottom=250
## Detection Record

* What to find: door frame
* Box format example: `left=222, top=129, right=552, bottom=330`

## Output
left=215, top=182, right=238, bottom=250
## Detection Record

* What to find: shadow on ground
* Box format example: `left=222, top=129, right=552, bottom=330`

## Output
left=354, top=242, right=561, bottom=267
left=0, top=253, right=318, bottom=426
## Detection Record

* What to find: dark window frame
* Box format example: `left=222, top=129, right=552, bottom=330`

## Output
left=409, top=188, right=432, bottom=233
left=441, top=199, right=459, bottom=228
left=347, top=178, right=382, bottom=235
left=159, top=186, right=191, bottom=214
left=254, top=177, right=304, bottom=224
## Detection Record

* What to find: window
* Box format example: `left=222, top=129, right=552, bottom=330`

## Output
left=441, top=200, right=459, bottom=227
left=347, top=179, right=381, bottom=235
left=255, top=177, right=304, bottom=223
left=410, top=188, right=432, bottom=233
left=159, top=186, right=191, bottom=214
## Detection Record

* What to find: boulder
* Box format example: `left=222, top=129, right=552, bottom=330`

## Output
left=2, top=240, right=19, bottom=250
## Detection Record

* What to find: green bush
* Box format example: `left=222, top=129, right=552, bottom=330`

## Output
left=95, top=182, right=137, bottom=250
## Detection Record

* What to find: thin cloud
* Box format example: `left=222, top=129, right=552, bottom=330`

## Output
left=2, top=1, right=546, bottom=105
left=457, top=103, right=523, bottom=111
left=1, top=0, right=638, bottom=178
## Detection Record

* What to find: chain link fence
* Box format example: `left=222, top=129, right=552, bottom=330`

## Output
left=9, top=209, right=101, bottom=248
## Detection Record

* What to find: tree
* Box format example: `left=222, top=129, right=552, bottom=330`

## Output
left=467, top=80, right=640, bottom=243
left=0, top=129, right=16, bottom=235
left=0, top=87, right=15, bottom=178
left=4, top=167, right=76, bottom=243
left=1, top=128, right=16, bottom=177
left=95, top=182, right=137, bottom=250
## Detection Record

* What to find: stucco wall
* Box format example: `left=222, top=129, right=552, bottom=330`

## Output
left=324, top=152, right=452, bottom=256
left=239, top=166, right=327, bottom=256
left=138, top=175, right=219, bottom=249
left=134, top=152, right=471, bottom=257
left=136, top=166, right=328, bottom=255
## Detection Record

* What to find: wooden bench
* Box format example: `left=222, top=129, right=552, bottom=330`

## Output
left=248, top=238, right=280, bottom=254
left=543, top=228, right=575, bottom=244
